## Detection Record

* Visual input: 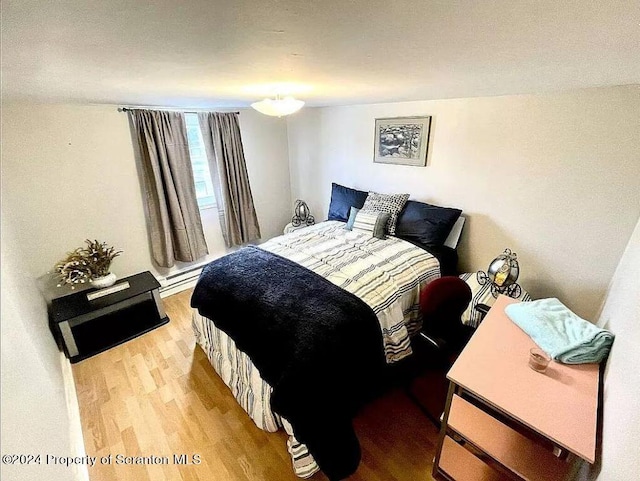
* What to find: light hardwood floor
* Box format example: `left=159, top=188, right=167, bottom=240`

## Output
left=73, top=289, right=441, bottom=481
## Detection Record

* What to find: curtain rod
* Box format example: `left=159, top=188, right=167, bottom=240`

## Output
left=118, top=107, right=240, bottom=114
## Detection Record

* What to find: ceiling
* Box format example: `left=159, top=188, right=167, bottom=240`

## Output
left=2, top=0, right=639, bottom=108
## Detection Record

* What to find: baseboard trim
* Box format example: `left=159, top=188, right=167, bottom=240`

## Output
left=59, top=352, right=90, bottom=481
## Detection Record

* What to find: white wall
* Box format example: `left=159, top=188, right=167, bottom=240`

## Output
left=1, top=103, right=291, bottom=283
left=287, top=86, right=640, bottom=320
left=589, top=217, right=640, bottom=480
left=0, top=210, right=85, bottom=481
left=0, top=101, right=290, bottom=478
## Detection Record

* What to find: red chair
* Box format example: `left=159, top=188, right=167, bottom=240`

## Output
left=405, top=276, right=473, bottom=427
left=418, top=276, right=474, bottom=355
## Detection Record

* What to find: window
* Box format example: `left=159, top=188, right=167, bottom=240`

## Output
left=184, top=113, right=216, bottom=209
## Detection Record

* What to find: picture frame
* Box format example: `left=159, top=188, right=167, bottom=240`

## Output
left=373, top=116, right=431, bottom=166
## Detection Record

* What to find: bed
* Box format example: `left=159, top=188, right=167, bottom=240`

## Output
left=190, top=189, right=463, bottom=480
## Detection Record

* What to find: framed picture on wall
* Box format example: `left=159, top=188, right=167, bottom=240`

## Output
left=373, top=116, right=431, bottom=166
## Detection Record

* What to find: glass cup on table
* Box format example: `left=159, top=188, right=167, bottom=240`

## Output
left=529, top=347, right=551, bottom=373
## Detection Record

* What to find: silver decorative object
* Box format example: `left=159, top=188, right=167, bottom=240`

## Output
left=477, top=248, right=522, bottom=298
left=291, top=199, right=315, bottom=227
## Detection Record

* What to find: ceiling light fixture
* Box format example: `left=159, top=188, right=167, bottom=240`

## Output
left=251, top=95, right=305, bottom=117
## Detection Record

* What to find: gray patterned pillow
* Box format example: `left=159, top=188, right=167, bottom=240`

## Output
left=361, top=192, right=410, bottom=235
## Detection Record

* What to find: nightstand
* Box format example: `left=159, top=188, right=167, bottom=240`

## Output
left=49, top=271, right=169, bottom=363
left=283, top=222, right=314, bottom=234
left=459, top=273, right=531, bottom=327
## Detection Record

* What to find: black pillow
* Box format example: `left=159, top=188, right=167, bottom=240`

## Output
left=395, top=200, right=462, bottom=246
left=327, top=183, right=369, bottom=222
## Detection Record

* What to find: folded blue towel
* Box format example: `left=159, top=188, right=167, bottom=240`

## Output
left=505, top=298, right=614, bottom=364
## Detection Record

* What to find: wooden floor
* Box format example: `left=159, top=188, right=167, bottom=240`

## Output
left=73, top=289, right=443, bottom=481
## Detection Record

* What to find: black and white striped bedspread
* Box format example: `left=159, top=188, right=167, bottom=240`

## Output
left=260, top=221, right=441, bottom=363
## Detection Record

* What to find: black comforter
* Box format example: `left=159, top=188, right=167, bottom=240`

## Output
left=190, top=246, right=387, bottom=480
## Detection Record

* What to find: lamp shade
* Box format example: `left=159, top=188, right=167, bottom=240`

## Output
left=251, top=96, right=304, bottom=117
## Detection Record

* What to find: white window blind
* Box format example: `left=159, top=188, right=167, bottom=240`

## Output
left=184, top=113, right=216, bottom=209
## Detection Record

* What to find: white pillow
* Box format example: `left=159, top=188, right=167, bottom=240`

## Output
left=348, top=209, right=390, bottom=239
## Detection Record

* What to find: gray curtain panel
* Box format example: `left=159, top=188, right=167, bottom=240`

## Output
left=128, top=109, right=208, bottom=267
left=198, top=112, right=261, bottom=247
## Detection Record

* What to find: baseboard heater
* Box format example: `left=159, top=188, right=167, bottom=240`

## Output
left=165, top=264, right=204, bottom=281
left=159, top=264, right=206, bottom=295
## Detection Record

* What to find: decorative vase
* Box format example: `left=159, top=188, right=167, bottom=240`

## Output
left=91, top=272, right=117, bottom=289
